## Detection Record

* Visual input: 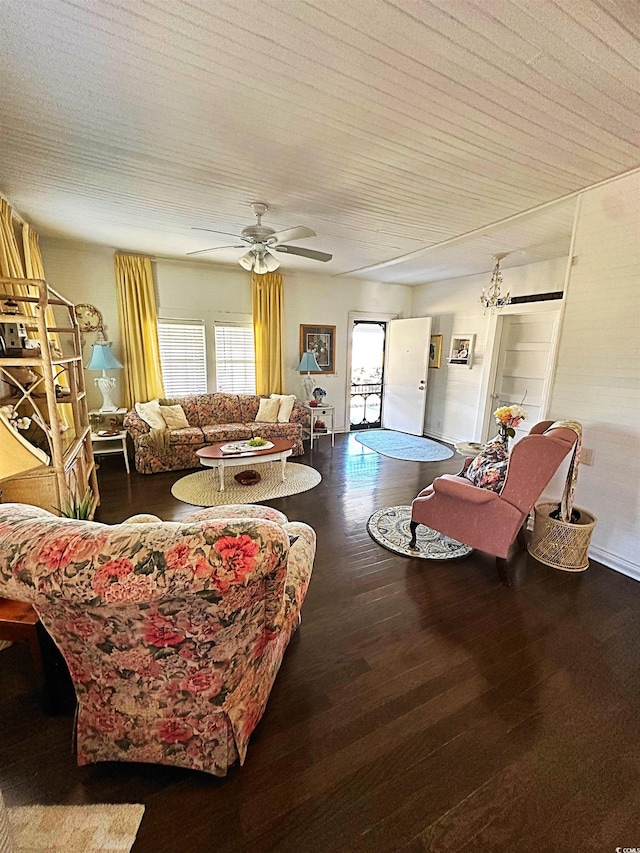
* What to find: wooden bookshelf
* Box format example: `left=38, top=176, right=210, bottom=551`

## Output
left=0, top=277, right=99, bottom=516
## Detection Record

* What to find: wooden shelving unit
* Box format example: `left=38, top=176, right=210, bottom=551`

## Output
left=0, top=277, right=99, bottom=516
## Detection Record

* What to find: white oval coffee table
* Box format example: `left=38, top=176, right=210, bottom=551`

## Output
left=196, top=439, right=294, bottom=492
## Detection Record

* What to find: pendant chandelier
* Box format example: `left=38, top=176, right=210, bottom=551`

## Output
left=480, top=253, right=511, bottom=313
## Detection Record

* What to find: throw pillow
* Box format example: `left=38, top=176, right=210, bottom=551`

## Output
left=159, top=404, right=190, bottom=429
left=255, top=397, right=280, bottom=423
left=270, top=393, right=296, bottom=423
left=464, top=438, right=509, bottom=493
left=135, top=399, right=165, bottom=430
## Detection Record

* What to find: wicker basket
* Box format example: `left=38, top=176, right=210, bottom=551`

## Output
left=528, top=502, right=597, bottom=572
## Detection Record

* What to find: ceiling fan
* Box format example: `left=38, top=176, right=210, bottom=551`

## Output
left=187, top=202, right=333, bottom=274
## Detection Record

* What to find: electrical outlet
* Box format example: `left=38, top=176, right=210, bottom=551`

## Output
left=581, top=448, right=594, bottom=466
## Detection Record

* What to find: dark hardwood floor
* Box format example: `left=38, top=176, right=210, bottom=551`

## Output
left=2, top=434, right=639, bottom=852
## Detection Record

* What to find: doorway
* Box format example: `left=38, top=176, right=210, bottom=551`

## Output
left=484, top=309, right=560, bottom=443
left=349, top=320, right=386, bottom=430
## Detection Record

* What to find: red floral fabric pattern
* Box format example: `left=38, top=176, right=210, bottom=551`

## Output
left=181, top=505, right=289, bottom=526
left=196, top=393, right=242, bottom=426
left=125, top=393, right=304, bottom=474
left=464, top=438, right=510, bottom=493
left=238, top=395, right=261, bottom=423
left=200, top=424, right=252, bottom=443
left=0, top=503, right=316, bottom=777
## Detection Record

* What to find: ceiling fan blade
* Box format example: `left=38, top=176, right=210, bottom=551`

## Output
left=191, top=227, right=247, bottom=241
left=270, top=226, right=316, bottom=244
left=186, top=245, right=245, bottom=256
left=274, top=245, right=333, bottom=262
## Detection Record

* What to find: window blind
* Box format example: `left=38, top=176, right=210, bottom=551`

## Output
left=158, top=320, right=207, bottom=397
left=214, top=323, right=256, bottom=394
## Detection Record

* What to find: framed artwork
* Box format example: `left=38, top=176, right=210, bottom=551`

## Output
left=299, top=324, right=336, bottom=374
left=429, top=334, right=443, bottom=369
left=448, top=334, right=475, bottom=368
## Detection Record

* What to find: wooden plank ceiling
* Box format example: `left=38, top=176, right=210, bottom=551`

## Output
left=1, top=0, right=638, bottom=283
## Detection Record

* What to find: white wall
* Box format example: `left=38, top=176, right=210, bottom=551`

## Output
left=283, top=272, right=411, bottom=430
left=409, top=171, right=640, bottom=578
left=41, top=239, right=122, bottom=411
left=547, top=172, right=640, bottom=579
left=154, top=259, right=252, bottom=399
left=40, top=240, right=412, bottom=430
left=411, top=257, right=568, bottom=443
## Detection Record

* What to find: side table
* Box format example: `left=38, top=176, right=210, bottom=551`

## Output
left=91, top=430, right=130, bottom=473
left=302, top=404, right=335, bottom=448
left=455, top=441, right=485, bottom=456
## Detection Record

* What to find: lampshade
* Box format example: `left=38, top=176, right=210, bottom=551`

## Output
left=86, top=342, right=123, bottom=371
left=238, top=251, right=254, bottom=271
left=253, top=254, right=269, bottom=275
left=0, top=412, right=49, bottom=482
left=264, top=252, right=280, bottom=272
left=239, top=248, right=280, bottom=275
left=296, top=351, right=321, bottom=372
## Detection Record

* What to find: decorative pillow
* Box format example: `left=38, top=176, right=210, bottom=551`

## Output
left=270, top=393, right=296, bottom=423
left=159, top=404, right=190, bottom=429
left=134, top=399, right=165, bottom=430
left=255, top=397, right=280, bottom=423
left=464, top=438, right=509, bottom=493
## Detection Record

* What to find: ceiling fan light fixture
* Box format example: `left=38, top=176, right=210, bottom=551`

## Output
left=264, top=251, right=280, bottom=273
left=238, top=251, right=254, bottom=271
left=252, top=253, right=269, bottom=275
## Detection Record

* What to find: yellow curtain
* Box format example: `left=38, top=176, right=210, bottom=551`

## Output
left=252, top=271, right=284, bottom=396
left=22, top=224, right=71, bottom=403
left=22, top=223, right=45, bottom=280
left=0, top=198, right=25, bottom=280
left=114, top=253, right=165, bottom=407
left=0, top=202, right=70, bottom=427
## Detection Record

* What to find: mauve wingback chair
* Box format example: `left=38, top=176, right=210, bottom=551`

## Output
left=409, top=421, right=578, bottom=584
left=0, top=503, right=315, bottom=777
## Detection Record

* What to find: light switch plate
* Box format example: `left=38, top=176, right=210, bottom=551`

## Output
left=581, top=448, right=594, bottom=466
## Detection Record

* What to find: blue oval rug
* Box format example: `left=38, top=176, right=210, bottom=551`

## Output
left=355, top=429, right=453, bottom=462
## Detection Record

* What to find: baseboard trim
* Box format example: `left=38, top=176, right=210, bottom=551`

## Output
left=589, top=545, right=640, bottom=582
left=423, top=430, right=458, bottom=447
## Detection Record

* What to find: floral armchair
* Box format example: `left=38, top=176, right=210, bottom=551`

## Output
left=0, top=503, right=315, bottom=777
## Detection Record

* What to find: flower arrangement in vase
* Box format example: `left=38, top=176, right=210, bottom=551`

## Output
left=312, top=387, right=327, bottom=405
left=494, top=404, right=527, bottom=444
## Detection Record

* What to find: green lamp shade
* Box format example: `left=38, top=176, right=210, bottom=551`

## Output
left=87, top=343, right=123, bottom=371
left=296, top=352, right=321, bottom=372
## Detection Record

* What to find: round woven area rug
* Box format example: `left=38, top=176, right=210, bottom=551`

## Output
left=367, top=505, right=473, bottom=560
left=172, top=462, right=321, bottom=507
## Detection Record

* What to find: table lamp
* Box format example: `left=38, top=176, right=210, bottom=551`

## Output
left=86, top=342, right=123, bottom=412
left=296, top=351, right=321, bottom=402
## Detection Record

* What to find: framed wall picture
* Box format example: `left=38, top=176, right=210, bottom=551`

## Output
left=299, top=324, right=336, bottom=374
left=448, top=334, right=475, bottom=368
left=429, top=334, right=443, bottom=369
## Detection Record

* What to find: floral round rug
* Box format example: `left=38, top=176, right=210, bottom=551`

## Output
left=367, top=505, right=473, bottom=560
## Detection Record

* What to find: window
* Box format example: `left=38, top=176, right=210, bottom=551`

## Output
left=214, top=323, right=256, bottom=394
left=158, top=319, right=207, bottom=396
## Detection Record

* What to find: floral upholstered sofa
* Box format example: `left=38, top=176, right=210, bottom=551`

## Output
left=0, top=502, right=315, bottom=777
left=123, top=393, right=307, bottom=474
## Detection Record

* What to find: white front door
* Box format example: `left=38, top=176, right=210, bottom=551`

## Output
left=488, top=311, right=560, bottom=443
left=382, top=317, right=432, bottom=435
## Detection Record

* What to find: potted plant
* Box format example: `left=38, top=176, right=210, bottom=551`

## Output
left=527, top=421, right=597, bottom=572
left=312, top=387, right=327, bottom=405
left=55, top=488, right=94, bottom=519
